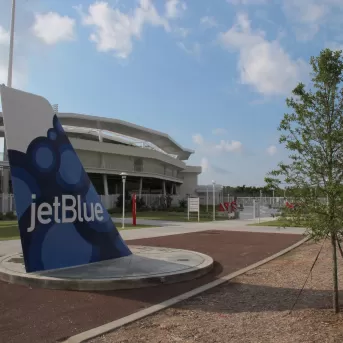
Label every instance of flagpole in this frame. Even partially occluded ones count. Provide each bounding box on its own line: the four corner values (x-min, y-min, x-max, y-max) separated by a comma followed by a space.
3, 0, 16, 202
7, 0, 16, 87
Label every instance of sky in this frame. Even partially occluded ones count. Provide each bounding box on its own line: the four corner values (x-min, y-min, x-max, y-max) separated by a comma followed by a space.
0, 0, 342, 187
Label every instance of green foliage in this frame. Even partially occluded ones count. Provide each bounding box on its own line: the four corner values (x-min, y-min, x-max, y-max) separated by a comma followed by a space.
265, 48, 343, 241
265, 48, 343, 312
4, 212, 17, 220
116, 191, 131, 210
222, 185, 284, 197
136, 197, 146, 210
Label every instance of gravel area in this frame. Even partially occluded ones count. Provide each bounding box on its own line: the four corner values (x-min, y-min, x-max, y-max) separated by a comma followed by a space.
92, 239, 343, 343
0, 230, 301, 343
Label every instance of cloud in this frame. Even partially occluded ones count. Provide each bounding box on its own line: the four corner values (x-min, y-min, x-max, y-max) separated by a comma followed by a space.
174, 27, 190, 37
266, 145, 277, 156
227, 0, 267, 4
282, 0, 343, 41
165, 0, 187, 19
32, 12, 76, 45
192, 133, 204, 145
211, 164, 231, 175
79, 0, 186, 58
193, 133, 243, 154
212, 128, 227, 136
215, 139, 242, 153
326, 41, 343, 52
218, 13, 307, 96
0, 27, 9, 45
200, 157, 209, 172
177, 41, 201, 58
200, 157, 231, 176
200, 16, 218, 29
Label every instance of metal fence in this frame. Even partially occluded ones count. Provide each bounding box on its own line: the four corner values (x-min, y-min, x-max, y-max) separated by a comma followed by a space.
0, 193, 329, 215
0, 194, 16, 214
0, 194, 186, 214
239, 200, 279, 221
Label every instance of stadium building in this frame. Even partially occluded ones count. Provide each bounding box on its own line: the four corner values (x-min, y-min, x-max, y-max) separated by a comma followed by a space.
0, 111, 202, 199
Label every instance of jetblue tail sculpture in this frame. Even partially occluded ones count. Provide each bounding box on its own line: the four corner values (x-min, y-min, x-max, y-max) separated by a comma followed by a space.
0, 86, 132, 273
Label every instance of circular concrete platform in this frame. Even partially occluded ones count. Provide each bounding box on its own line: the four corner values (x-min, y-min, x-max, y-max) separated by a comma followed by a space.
0, 245, 213, 291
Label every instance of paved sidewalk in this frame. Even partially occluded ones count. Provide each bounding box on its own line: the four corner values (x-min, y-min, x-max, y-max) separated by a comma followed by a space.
0, 219, 305, 256
111, 218, 182, 227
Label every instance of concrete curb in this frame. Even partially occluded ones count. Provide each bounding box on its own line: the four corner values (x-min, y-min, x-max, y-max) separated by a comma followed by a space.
64, 236, 309, 343
0, 247, 214, 291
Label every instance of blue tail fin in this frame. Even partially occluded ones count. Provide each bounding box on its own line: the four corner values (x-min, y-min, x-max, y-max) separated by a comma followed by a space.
0, 85, 132, 273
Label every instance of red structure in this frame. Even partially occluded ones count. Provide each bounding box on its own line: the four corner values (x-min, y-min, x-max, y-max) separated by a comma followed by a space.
132, 193, 137, 226
219, 201, 237, 213
285, 201, 294, 209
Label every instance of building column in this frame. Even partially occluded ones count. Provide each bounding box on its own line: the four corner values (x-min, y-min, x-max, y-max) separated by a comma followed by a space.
162, 180, 166, 195
139, 177, 143, 197
98, 121, 105, 169
103, 174, 108, 195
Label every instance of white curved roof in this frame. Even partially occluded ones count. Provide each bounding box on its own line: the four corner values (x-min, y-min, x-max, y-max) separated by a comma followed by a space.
0, 112, 194, 160
58, 113, 194, 160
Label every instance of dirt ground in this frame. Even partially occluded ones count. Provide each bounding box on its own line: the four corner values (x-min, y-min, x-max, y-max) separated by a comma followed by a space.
0, 230, 302, 343
93, 240, 343, 343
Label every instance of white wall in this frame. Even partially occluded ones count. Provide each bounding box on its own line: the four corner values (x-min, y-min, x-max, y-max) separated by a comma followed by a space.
70, 137, 186, 169
74, 146, 185, 184
178, 172, 199, 197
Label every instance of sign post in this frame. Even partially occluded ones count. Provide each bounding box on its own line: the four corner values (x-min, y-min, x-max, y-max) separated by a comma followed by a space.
132, 193, 137, 226
188, 197, 200, 222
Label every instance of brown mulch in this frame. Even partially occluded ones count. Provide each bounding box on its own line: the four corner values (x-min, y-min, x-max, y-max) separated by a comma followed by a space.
0, 230, 302, 343
93, 239, 343, 343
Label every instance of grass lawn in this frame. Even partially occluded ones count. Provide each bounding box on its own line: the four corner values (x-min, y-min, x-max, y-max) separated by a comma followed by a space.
248, 219, 307, 227
129, 211, 227, 222
0, 222, 160, 241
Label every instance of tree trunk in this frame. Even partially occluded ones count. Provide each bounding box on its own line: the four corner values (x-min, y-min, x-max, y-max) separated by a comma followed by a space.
331, 233, 340, 313
338, 238, 343, 259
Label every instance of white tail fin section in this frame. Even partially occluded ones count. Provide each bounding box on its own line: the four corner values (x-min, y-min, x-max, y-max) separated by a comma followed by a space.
0, 85, 132, 273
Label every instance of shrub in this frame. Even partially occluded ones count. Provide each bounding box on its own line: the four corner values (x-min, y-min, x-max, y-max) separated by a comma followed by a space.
116, 191, 130, 210
165, 195, 172, 209
136, 197, 145, 210
4, 212, 17, 220
179, 199, 187, 208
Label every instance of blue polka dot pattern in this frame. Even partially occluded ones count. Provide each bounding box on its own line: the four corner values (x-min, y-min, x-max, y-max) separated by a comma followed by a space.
48, 129, 57, 141
8, 114, 132, 273
35, 146, 53, 169
58, 148, 82, 185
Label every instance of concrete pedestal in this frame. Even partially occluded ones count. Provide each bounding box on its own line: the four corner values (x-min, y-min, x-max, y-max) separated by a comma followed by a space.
0, 246, 213, 291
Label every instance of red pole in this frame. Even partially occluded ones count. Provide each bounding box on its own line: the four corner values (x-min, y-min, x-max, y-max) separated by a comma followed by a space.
132, 193, 137, 226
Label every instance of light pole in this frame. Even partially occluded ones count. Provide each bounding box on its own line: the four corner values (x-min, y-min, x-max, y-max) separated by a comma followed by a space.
260, 189, 262, 203
206, 185, 208, 212
272, 189, 275, 205
120, 172, 127, 229
212, 180, 215, 221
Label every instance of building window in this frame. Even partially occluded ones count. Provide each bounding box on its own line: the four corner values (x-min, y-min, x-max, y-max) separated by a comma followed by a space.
134, 158, 143, 172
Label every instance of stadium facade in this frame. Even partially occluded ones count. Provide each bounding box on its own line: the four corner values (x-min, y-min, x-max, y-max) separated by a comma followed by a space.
0, 111, 202, 198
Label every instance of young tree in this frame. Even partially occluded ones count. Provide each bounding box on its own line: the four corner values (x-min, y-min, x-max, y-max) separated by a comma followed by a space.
265, 49, 343, 313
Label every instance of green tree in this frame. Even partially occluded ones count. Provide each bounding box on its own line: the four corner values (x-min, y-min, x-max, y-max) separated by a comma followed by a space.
265, 49, 343, 313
